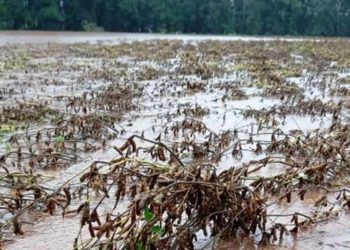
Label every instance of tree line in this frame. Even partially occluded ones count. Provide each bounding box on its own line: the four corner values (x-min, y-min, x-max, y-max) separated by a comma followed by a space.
0, 0, 349, 36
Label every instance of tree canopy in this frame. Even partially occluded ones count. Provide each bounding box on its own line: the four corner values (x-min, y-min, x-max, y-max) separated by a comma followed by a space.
0, 0, 349, 36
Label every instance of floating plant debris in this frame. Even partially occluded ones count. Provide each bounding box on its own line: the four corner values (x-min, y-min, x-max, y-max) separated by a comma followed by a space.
0, 37, 350, 250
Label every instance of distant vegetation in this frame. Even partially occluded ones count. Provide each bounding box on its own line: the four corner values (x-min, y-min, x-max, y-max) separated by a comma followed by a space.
0, 0, 349, 36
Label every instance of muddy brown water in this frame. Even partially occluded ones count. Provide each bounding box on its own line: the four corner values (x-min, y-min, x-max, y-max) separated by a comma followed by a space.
0, 31, 311, 45
1, 32, 350, 250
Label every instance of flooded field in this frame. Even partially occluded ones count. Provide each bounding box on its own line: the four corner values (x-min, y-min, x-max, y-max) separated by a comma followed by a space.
0, 32, 350, 249
0, 31, 309, 45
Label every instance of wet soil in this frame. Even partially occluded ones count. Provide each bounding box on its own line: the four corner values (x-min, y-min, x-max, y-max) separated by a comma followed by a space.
1, 32, 350, 249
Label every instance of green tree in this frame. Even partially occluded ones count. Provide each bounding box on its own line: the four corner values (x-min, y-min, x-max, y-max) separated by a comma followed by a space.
27, 0, 63, 30
0, 0, 349, 36
0, 0, 27, 29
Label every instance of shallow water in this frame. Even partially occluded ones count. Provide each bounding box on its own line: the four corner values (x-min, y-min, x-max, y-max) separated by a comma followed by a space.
0, 31, 310, 45
1, 32, 350, 250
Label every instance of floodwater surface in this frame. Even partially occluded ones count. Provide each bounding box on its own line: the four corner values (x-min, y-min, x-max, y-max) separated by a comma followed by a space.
1, 32, 350, 250
0, 31, 311, 45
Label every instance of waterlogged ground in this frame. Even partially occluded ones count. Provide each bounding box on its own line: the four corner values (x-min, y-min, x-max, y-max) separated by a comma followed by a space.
0, 32, 350, 249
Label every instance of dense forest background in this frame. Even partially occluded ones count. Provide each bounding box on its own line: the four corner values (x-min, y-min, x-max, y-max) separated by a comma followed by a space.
0, 0, 349, 36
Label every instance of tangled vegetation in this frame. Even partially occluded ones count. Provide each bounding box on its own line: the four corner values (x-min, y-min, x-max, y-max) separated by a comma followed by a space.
0, 38, 350, 249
